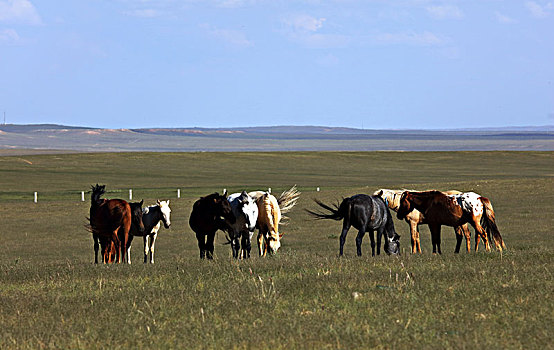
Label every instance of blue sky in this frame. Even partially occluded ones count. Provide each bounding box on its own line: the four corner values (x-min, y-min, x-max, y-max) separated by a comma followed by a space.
1, 0, 553, 129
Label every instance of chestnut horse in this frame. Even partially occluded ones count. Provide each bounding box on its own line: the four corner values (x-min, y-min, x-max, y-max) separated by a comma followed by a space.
189, 191, 235, 259
89, 184, 145, 263
374, 189, 472, 254
397, 190, 506, 254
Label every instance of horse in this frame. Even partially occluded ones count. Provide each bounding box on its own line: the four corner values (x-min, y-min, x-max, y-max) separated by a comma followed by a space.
397, 190, 506, 254
307, 194, 400, 257
248, 185, 300, 256
126, 200, 171, 264
89, 184, 145, 264
226, 191, 258, 259
189, 190, 235, 259
374, 189, 472, 254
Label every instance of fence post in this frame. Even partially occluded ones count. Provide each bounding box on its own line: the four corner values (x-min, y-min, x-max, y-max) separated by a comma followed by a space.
177, 189, 181, 198
81, 191, 85, 202
129, 189, 133, 200
34, 192, 37, 203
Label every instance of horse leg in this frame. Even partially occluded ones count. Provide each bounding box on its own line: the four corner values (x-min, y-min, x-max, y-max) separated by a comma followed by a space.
429, 224, 442, 254
241, 233, 251, 259
376, 228, 384, 256
409, 221, 418, 254
355, 228, 366, 257
93, 234, 99, 264
257, 230, 265, 257
339, 223, 351, 257
462, 224, 471, 252
143, 235, 149, 263
454, 226, 463, 254
149, 233, 157, 264
206, 231, 216, 260
126, 234, 134, 264
231, 238, 240, 259
471, 218, 490, 252
196, 232, 206, 259
474, 230, 481, 252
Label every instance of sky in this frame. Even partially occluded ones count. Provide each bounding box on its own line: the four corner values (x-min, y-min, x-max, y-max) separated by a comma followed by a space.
0, 0, 553, 129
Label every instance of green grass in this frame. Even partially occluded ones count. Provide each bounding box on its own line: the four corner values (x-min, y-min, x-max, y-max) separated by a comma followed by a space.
0, 151, 552, 349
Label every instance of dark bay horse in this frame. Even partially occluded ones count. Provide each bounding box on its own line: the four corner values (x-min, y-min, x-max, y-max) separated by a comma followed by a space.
397, 190, 506, 254
307, 194, 400, 257
189, 191, 236, 259
89, 184, 145, 263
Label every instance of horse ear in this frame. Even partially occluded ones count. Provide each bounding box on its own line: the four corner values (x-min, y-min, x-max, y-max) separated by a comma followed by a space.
376, 190, 383, 196
140, 199, 144, 206
223, 189, 228, 196
279, 233, 284, 238
157, 199, 161, 205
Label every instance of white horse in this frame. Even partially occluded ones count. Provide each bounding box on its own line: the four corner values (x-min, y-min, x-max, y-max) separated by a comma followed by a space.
127, 200, 171, 263
226, 191, 258, 259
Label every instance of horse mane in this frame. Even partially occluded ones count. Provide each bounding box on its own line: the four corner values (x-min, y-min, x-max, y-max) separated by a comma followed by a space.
90, 184, 106, 205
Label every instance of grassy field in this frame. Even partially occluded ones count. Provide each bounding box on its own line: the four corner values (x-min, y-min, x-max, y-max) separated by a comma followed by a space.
0, 151, 552, 349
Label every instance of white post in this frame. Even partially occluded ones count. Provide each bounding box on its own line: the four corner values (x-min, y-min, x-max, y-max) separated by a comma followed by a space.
81, 191, 85, 201
268, 187, 271, 194
316, 187, 320, 192
34, 192, 37, 203
129, 189, 133, 200
177, 189, 181, 198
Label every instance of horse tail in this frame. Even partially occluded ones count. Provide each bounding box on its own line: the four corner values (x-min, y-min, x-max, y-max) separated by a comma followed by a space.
277, 185, 301, 215
480, 197, 506, 250
306, 198, 349, 221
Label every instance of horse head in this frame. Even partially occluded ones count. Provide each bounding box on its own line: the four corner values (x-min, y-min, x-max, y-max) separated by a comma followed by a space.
157, 199, 171, 229
384, 232, 401, 255
397, 192, 413, 220
238, 191, 258, 231
131, 200, 145, 233
216, 191, 235, 224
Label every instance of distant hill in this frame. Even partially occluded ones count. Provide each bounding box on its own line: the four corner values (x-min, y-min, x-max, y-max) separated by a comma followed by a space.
0, 124, 552, 154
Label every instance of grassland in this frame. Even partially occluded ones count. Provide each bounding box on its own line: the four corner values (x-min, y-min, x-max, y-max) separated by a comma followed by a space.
0, 151, 552, 349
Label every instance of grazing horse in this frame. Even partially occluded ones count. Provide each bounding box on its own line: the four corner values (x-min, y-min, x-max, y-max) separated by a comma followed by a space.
397, 190, 506, 254
189, 191, 235, 259
89, 184, 145, 264
226, 191, 258, 259
374, 189, 472, 254
308, 194, 400, 256
249, 186, 300, 256
127, 200, 172, 264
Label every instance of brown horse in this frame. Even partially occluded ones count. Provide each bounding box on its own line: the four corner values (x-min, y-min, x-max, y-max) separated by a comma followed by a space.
89, 184, 145, 263
374, 189, 472, 254
397, 190, 505, 254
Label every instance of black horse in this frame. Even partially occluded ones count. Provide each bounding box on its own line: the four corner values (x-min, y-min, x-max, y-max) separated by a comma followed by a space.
307, 194, 400, 257
189, 191, 236, 259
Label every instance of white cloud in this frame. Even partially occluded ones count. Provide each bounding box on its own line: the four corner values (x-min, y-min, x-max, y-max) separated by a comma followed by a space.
123, 8, 163, 18
374, 31, 447, 46
284, 14, 326, 33
281, 14, 349, 48
525, 1, 553, 18
202, 24, 253, 48
495, 11, 516, 24
0, 0, 41, 25
0, 28, 19, 43
426, 5, 464, 20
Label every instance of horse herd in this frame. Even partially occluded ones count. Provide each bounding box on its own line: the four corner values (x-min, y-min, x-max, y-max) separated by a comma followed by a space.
87, 184, 505, 264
